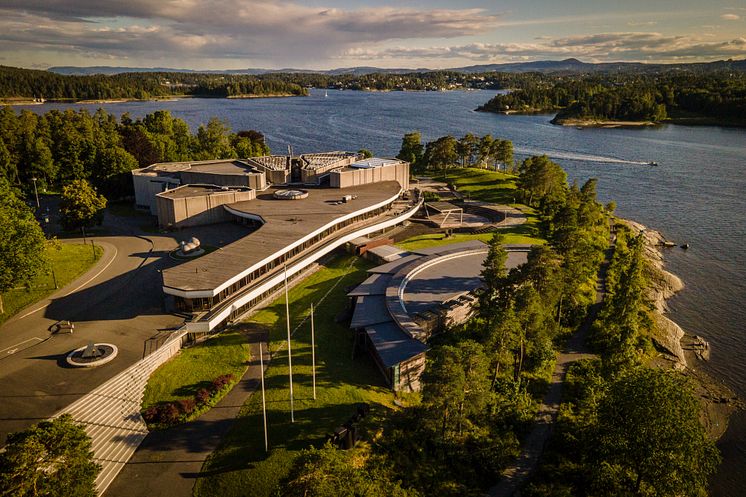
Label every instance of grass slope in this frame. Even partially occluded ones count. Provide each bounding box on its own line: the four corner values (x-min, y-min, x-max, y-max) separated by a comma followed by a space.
141, 330, 251, 408
403, 168, 545, 249
0, 243, 102, 325
435, 167, 520, 205
194, 254, 395, 497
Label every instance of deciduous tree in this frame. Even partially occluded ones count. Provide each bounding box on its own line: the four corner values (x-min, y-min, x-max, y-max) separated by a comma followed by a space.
0, 414, 100, 497
592, 368, 720, 496
59, 179, 107, 232
0, 178, 47, 313
397, 131, 424, 170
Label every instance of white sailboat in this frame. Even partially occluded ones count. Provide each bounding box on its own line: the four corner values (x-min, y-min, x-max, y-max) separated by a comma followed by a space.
324, 90, 328, 98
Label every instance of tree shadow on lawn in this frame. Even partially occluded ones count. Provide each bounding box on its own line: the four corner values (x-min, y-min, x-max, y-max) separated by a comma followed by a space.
171, 381, 214, 397
206, 400, 394, 473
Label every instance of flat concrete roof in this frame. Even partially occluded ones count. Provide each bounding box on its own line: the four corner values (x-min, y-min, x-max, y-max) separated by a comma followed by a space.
139, 159, 257, 176
162, 181, 402, 293
157, 185, 252, 199
350, 158, 400, 169
186, 161, 258, 175
403, 249, 528, 316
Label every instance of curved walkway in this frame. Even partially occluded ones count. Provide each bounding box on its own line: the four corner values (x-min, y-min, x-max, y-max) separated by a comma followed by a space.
486, 244, 613, 497
104, 328, 269, 497
56, 328, 188, 494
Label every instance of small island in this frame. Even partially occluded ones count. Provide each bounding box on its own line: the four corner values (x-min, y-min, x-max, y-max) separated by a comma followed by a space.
476, 71, 746, 128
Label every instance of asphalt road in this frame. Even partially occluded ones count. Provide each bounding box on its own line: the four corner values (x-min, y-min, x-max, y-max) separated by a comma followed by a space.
0, 231, 186, 443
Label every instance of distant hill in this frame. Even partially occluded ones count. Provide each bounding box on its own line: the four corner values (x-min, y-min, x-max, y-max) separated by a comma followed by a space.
47, 66, 268, 76
47, 65, 427, 76
449, 58, 746, 74
48, 58, 746, 76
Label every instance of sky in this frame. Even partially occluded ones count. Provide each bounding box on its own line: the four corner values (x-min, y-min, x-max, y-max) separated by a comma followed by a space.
0, 0, 744, 70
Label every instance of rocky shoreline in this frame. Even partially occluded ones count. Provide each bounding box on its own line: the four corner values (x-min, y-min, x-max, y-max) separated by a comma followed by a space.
551, 117, 658, 128
622, 219, 740, 439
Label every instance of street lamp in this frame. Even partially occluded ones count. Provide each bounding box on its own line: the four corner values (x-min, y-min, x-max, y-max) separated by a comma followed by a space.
30, 177, 40, 209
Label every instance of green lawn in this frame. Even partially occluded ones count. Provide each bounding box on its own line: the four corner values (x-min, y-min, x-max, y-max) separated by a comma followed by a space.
403, 168, 546, 249
141, 329, 251, 408
194, 254, 396, 497
0, 243, 102, 325
434, 167, 521, 205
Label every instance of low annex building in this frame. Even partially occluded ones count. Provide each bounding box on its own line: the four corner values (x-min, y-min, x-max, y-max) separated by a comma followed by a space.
132, 151, 420, 333
347, 241, 530, 391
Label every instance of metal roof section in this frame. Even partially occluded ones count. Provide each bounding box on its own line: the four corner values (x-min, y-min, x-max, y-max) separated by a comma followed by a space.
408, 239, 487, 256
350, 295, 393, 328
364, 322, 428, 368
349, 157, 400, 169
347, 273, 391, 297
365, 245, 410, 262
365, 254, 423, 274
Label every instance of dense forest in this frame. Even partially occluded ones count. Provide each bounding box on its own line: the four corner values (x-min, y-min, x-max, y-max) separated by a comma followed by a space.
0, 66, 307, 101
280, 136, 719, 496
477, 72, 746, 125
0, 107, 268, 199
0, 65, 519, 99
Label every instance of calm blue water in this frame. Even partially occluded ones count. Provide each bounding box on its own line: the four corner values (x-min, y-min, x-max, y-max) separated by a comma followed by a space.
17, 90, 746, 495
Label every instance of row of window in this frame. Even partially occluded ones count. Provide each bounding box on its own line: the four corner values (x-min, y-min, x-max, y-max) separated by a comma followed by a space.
174, 200, 395, 314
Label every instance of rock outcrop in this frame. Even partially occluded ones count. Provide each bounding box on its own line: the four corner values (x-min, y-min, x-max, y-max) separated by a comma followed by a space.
620, 218, 739, 439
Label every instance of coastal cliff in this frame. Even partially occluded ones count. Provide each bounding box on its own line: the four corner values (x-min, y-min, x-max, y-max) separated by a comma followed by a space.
622, 219, 739, 439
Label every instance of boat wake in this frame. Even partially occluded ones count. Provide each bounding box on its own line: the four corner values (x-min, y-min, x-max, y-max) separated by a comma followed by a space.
516, 147, 648, 166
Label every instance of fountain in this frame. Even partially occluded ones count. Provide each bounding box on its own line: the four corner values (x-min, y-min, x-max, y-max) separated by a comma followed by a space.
66, 342, 118, 367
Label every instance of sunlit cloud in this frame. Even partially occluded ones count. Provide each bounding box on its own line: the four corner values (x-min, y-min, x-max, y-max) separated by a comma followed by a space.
341, 33, 746, 63
0, 1, 503, 66
0, 1, 743, 68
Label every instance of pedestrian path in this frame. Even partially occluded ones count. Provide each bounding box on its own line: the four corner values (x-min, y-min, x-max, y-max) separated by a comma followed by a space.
55, 328, 188, 495
486, 244, 614, 497
104, 326, 270, 497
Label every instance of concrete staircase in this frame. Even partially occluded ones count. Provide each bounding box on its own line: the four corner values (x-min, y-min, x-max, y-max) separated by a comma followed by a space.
55, 328, 188, 495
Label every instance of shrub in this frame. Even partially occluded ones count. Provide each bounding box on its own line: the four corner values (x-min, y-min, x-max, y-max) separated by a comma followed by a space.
195, 388, 212, 405
178, 398, 196, 416
210, 373, 235, 392
142, 406, 159, 424
158, 403, 180, 424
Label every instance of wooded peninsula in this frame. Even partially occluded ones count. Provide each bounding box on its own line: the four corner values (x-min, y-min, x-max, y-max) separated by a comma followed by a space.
476, 72, 746, 127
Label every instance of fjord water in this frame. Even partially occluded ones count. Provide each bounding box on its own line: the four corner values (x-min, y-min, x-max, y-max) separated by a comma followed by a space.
20, 90, 746, 494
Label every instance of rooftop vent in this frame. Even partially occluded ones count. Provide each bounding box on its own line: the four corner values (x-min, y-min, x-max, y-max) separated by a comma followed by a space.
273, 189, 309, 200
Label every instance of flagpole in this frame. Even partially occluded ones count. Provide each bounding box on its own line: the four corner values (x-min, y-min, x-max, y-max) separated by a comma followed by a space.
311, 302, 316, 401
260, 342, 268, 452
285, 264, 295, 423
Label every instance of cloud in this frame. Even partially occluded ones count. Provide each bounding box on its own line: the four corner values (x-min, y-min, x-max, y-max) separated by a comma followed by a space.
0, 1, 503, 66
627, 21, 658, 27
342, 32, 746, 63
0, 1, 742, 68
720, 13, 740, 20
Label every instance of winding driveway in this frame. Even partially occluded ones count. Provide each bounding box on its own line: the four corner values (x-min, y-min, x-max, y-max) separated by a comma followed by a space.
0, 215, 185, 445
